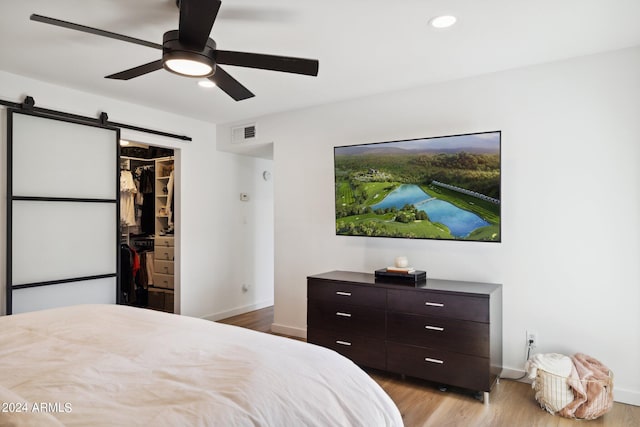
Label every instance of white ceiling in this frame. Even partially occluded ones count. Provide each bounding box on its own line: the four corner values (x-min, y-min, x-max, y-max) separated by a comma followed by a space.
1, 0, 640, 125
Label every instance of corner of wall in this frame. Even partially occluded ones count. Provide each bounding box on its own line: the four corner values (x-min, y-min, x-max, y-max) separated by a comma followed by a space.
271, 323, 307, 339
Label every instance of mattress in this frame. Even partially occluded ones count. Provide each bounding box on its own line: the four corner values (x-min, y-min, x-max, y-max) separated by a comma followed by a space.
0, 304, 403, 426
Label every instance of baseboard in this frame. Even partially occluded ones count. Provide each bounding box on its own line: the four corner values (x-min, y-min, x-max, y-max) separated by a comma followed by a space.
202, 299, 273, 322
271, 323, 307, 339
499, 367, 532, 384
614, 388, 640, 407
499, 368, 640, 407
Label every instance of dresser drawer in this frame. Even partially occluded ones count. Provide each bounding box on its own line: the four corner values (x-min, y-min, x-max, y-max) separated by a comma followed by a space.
155, 236, 174, 247
308, 328, 386, 370
388, 289, 489, 322
153, 273, 174, 289
307, 301, 385, 339
148, 288, 174, 312
148, 289, 165, 311
154, 260, 174, 275
308, 280, 386, 309
387, 342, 491, 392
155, 247, 174, 261
387, 312, 489, 357
164, 291, 174, 312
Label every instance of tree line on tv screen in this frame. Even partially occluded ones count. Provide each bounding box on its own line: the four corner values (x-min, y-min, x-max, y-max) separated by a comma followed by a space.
335, 151, 500, 218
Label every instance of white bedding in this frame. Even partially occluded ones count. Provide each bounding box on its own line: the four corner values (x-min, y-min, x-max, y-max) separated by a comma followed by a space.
0, 304, 403, 426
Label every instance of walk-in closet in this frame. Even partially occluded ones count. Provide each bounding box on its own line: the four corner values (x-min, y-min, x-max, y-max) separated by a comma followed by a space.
120, 141, 176, 313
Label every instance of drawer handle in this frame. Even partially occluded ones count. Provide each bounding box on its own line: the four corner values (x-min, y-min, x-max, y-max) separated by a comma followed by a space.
336, 340, 352, 346
336, 291, 352, 297
336, 312, 352, 318
425, 357, 444, 364
425, 302, 444, 307
425, 325, 444, 332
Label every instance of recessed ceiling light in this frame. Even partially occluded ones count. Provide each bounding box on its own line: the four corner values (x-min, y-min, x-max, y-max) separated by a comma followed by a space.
198, 80, 216, 88
429, 15, 457, 29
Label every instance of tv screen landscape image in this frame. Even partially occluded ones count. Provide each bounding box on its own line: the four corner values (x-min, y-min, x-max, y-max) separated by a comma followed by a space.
334, 131, 501, 242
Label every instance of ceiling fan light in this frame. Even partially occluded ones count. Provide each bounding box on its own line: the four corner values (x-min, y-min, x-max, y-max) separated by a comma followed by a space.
429, 15, 457, 29
164, 58, 213, 77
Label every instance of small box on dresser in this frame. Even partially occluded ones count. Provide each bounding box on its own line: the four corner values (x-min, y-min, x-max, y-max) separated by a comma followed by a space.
307, 270, 502, 402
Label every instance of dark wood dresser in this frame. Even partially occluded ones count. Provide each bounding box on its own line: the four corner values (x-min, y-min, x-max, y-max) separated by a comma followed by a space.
307, 270, 502, 403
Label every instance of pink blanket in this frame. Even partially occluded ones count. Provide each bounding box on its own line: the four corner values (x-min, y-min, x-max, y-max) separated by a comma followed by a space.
559, 353, 614, 419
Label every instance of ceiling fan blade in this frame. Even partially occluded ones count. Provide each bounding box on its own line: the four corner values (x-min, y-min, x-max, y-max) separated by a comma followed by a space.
215, 50, 319, 76
105, 60, 164, 80
209, 66, 254, 101
178, 0, 221, 50
30, 14, 162, 50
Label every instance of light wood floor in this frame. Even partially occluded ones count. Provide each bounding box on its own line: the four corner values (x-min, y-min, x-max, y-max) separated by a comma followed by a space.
218, 307, 640, 427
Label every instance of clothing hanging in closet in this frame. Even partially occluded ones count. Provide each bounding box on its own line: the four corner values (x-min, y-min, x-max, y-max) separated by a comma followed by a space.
132, 165, 155, 235
167, 170, 174, 228
130, 238, 155, 286
145, 251, 155, 286
141, 167, 155, 235
120, 244, 136, 304
120, 170, 137, 226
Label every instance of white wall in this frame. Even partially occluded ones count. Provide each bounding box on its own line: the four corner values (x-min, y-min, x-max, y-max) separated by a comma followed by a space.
0, 70, 273, 319
218, 46, 640, 405
201, 153, 275, 321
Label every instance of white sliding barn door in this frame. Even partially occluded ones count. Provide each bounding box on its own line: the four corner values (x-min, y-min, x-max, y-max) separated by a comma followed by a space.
7, 110, 119, 314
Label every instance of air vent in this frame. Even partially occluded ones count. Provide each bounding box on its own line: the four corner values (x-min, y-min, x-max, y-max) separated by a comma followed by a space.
231, 123, 256, 144
244, 125, 256, 139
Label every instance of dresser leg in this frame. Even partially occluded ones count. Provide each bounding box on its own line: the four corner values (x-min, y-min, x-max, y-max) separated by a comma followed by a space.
483, 391, 489, 405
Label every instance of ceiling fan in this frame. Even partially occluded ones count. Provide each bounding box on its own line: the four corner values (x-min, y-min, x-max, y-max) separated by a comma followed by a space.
30, 0, 319, 101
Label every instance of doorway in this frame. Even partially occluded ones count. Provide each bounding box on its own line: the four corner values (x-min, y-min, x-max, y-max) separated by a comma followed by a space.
120, 140, 178, 313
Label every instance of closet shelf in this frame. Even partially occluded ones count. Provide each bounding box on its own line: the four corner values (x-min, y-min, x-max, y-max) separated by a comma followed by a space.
152, 156, 175, 313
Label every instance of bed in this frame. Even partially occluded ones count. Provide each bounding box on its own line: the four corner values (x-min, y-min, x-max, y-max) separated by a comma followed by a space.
0, 304, 403, 426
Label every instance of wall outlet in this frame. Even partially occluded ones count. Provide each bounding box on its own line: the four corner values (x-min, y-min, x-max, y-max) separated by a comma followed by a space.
527, 330, 538, 349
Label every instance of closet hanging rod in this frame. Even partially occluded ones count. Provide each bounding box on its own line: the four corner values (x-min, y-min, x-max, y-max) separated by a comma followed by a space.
0, 96, 192, 142
121, 155, 156, 162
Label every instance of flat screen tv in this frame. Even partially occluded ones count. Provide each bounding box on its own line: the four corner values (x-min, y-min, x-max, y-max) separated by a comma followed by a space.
334, 131, 501, 242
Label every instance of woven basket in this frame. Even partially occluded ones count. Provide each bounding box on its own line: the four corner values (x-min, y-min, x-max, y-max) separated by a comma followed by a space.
534, 369, 614, 420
